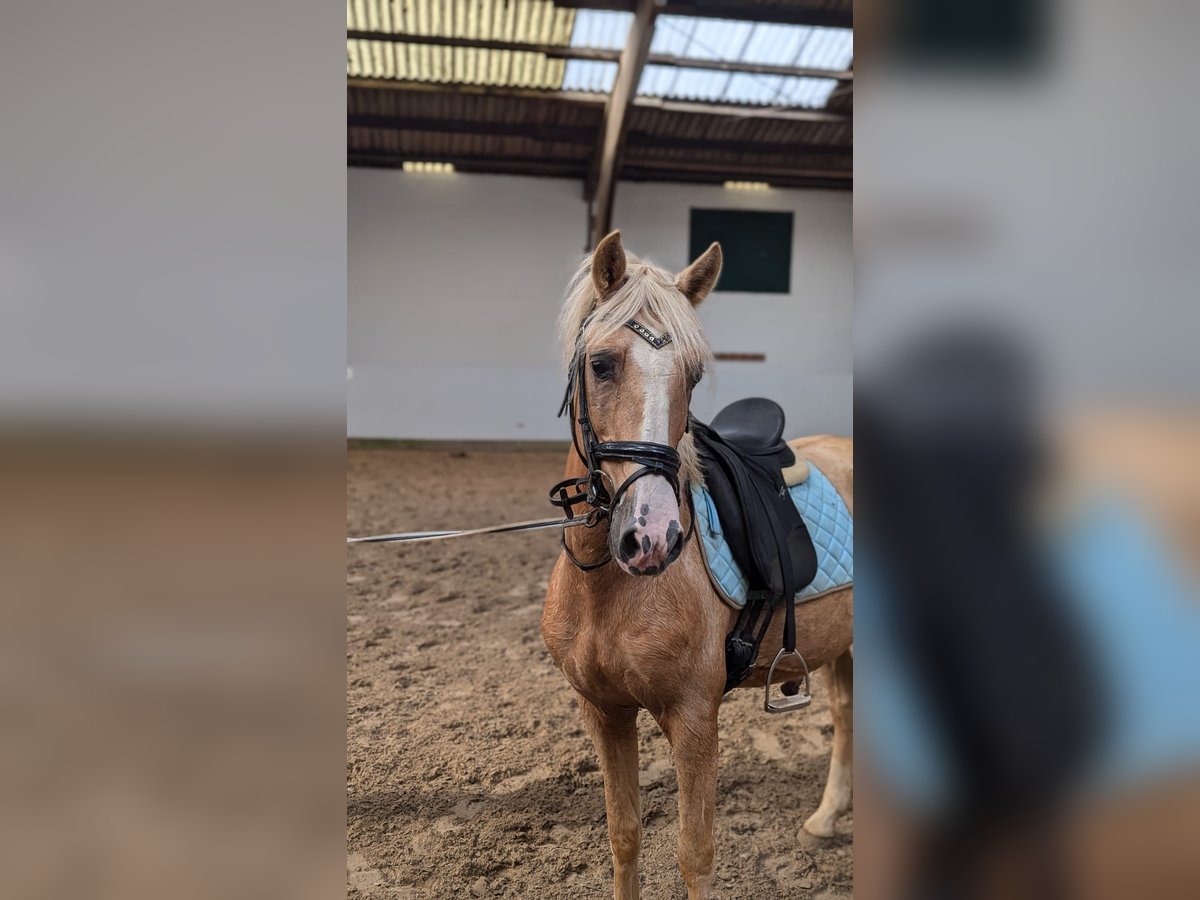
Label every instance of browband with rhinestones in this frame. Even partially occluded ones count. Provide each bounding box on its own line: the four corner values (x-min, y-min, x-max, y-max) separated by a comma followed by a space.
625, 319, 672, 350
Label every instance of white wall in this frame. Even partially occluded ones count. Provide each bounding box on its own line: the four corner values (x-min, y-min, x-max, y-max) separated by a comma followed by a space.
348, 169, 851, 439
613, 183, 852, 436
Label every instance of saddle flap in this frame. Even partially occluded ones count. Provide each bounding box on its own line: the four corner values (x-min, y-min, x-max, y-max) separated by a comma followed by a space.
693, 413, 818, 604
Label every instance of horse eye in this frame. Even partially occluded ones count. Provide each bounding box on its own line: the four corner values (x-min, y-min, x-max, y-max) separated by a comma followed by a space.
590, 356, 615, 381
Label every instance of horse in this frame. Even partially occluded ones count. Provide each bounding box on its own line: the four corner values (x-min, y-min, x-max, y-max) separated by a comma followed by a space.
541, 230, 854, 900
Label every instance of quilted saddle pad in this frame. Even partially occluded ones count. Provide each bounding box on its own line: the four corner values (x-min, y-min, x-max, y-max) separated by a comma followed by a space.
692, 460, 853, 610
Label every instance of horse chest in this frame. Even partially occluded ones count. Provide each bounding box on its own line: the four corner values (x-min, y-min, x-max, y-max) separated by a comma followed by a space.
553, 606, 702, 707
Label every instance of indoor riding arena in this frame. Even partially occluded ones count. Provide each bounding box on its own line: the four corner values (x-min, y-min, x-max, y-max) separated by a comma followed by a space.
346, 2, 853, 897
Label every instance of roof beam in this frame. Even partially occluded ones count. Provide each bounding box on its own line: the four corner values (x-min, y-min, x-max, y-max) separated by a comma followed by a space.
348, 153, 587, 178
348, 78, 605, 104
619, 155, 851, 180
347, 31, 613, 61
552, 0, 852, 29
634, 95, 849, 123
347, 31, 852, 80
347, 113, 852, 157
620, 167, 851, 190
588, 0, 659, 247
646, 51, 851, 81
348, 114, 598, 144
349, 151, 850, 189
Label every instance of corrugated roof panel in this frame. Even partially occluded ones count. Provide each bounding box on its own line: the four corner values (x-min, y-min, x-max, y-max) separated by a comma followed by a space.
642, 15, 853, 72
793, 27, 854, 69
636, 64, 678, 98
642, 66, 733, 102
562, 59, 617, 93
347, 1, 575, 41
722, 72, 784, 105
569, 10, 633, 50
637, 67, 839, 108
648, 16, 694, 56
625, 103, 850, 147
629, 15, 852, 106
687, 19, 753, 60
348, 2, 850, 109
352, 39, 568, 88
774, 76, 840, 108
348, 1, 583, 88
741, 23, 805, 65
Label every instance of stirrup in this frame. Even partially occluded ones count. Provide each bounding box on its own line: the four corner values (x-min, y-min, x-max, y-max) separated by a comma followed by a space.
764, 648, 811, 713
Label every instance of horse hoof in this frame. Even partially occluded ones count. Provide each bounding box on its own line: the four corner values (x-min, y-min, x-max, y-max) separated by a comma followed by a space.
781, 680, 801, 696
803, 812, 836, 839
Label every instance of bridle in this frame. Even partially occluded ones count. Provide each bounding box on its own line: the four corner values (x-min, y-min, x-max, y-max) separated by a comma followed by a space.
549, 317, 695, 571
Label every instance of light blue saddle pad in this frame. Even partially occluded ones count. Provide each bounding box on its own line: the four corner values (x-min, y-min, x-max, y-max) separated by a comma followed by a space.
692, 461, 854, 610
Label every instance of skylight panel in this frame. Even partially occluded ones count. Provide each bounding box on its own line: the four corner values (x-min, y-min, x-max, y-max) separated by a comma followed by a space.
569, 9, 633, 50
637, 65, 680, 98
644, 17, 854, 71
643, 67, 732, 102
652, 16, 756, 60
687, 19, 751, 60
794, 27, 854, 70
562, 59, 618, 93
648, 15, 694, 56
722, 73, 784, 105
775, 76, 840, 109
742, 23, 804, 65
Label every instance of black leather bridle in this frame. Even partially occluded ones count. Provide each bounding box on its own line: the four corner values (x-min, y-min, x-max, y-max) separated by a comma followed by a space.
549, 317, 694, 571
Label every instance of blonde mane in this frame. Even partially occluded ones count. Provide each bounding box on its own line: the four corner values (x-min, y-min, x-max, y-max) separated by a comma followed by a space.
557, 254, 710, 486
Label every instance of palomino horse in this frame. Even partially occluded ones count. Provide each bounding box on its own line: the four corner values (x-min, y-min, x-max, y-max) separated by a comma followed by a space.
542, 231, 854, 899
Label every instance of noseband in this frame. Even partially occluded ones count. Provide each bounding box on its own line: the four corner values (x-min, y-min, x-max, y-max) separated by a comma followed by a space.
549, 318, 693, 571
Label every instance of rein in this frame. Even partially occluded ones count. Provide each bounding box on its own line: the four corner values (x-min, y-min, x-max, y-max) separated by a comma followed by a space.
347, 516, 592, 546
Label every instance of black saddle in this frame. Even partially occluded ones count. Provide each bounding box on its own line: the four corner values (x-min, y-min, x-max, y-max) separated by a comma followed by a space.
708, 397, 790, 460
692, 398, 818, 692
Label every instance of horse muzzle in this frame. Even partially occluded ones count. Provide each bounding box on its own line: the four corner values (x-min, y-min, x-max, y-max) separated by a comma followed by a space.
610, 475, 684, 576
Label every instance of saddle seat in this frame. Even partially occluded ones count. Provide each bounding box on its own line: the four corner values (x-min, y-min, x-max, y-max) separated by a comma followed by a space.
708, 398, 810, 485
709, 397, 788, 458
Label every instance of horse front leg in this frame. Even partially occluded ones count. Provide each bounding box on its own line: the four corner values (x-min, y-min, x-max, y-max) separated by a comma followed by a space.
660, 700, 720, 900
579, 698, 642, 900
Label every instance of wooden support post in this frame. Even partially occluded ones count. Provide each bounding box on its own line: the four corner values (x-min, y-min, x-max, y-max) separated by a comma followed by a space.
587, 0, 659, 249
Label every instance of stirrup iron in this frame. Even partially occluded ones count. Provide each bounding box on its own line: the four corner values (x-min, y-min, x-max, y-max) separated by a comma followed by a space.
764, 648, 811, 713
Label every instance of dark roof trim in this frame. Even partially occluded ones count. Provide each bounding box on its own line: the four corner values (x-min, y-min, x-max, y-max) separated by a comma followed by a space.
348, 113, 852, 159
552, 0, 852, 29
347, 78, 851, 123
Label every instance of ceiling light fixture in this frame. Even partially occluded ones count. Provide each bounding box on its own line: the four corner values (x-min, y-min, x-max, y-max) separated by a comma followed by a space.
402, 161, 455, 174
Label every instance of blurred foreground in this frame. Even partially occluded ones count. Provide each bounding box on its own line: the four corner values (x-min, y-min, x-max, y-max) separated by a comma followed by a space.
0, 0, 346, 895
856, 0, 1200, 897
0, 435, 345, 900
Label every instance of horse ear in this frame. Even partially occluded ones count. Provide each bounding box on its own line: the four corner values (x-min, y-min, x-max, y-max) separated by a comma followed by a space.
677, 242, 722, 306
591, 230, 627, 300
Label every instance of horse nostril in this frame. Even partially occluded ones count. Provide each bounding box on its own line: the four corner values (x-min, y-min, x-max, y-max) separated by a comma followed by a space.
618, 528, 641, 562
664, 519, 682, 559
